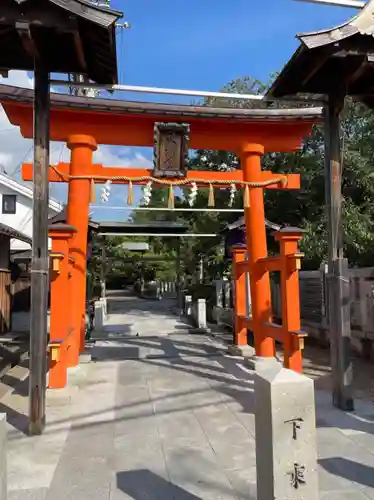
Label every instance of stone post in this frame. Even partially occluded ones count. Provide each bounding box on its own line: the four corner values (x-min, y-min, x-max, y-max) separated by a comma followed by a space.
189, 298, 211, 334
94, 300, 105, 331
214, 280, 223, 324
197, 299, 207, 329
0, 414, 6, 500
255, 365, 318, 500
223, 279, 231, 309
215, 280, 223, 308
185, 295, 192, 317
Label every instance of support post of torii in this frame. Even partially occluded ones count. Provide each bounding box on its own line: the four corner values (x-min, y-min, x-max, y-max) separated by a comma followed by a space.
324, 94, 354, 411
29, 62, 50, 436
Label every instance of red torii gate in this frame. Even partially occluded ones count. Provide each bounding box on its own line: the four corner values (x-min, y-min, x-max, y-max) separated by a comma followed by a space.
0, 85, 322, 387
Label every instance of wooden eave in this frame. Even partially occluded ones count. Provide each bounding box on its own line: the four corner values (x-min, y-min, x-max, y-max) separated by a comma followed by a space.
267, 0, 374, 107
0, 222, 32, 244
0, 0, 122, 84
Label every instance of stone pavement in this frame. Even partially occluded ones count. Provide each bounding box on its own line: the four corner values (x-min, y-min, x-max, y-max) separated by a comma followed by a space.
2, 294, 374, 499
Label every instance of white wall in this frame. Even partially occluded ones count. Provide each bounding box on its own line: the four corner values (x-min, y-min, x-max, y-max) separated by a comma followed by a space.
0, 183, 61, 251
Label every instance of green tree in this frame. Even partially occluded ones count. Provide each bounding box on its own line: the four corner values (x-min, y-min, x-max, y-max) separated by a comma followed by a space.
129, 77, 374, 279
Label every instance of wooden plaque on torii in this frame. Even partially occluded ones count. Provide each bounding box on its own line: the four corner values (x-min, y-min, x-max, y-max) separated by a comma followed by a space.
153, 122, 190, 178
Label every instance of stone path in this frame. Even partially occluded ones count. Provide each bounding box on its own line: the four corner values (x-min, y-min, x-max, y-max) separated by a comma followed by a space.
3, 294, 374, 498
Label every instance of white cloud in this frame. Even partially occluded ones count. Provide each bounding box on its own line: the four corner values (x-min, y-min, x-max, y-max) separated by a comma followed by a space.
0, 70, 34, 89
0, 71, 152, 198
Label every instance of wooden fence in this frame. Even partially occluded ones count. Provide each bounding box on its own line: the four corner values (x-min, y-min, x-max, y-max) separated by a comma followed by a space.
214, 266, 374, 354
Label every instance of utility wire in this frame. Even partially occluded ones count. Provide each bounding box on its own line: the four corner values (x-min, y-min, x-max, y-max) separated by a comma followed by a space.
10, 146, 33, 178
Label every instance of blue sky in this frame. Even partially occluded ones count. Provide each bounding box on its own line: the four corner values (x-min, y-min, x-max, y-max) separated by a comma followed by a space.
112, 0, 354, 90
1, 0, 358, 221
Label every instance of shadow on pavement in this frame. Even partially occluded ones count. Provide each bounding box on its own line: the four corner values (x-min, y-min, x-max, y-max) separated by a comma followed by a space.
319, 457, 374, 489
116, 469, 202, 499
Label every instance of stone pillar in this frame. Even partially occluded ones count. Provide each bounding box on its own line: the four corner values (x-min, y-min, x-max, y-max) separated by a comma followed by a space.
215, 280, 223, 308
185, 295, 192, 317
191, 298, 209, 333
223, 279, 231, 309
214, 279, 224, 324
255, 365, 318, 500
199, 298, 207, 328
0, 414, 6, 500
67, 134, 97, 365
48, 223, 76, 388
241, 143, 275, 358
94, 300, 105, 331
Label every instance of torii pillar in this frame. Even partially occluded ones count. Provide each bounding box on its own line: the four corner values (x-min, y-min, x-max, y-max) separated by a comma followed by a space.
48, 223, 77, 388
241, 143, 275, 359
228, 244, 253, 357
66, 134, 97, 365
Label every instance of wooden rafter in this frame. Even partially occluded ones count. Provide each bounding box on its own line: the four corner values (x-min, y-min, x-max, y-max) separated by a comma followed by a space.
347, 55, 371, 89
71, 30, 87, 73
15, 21, 40, 60
301, 49, 333, 87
